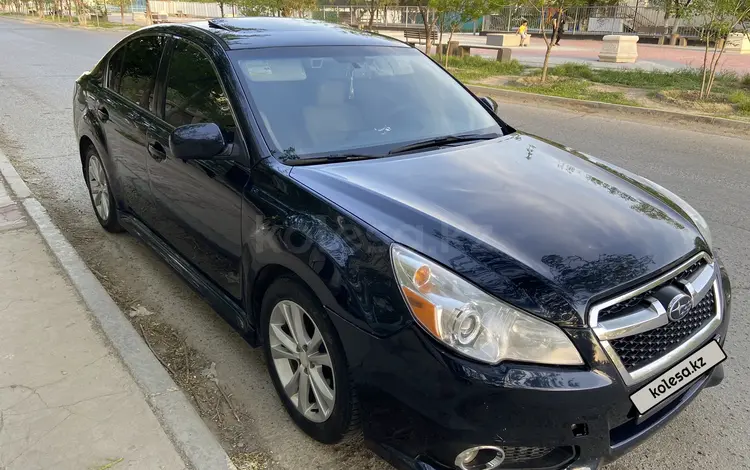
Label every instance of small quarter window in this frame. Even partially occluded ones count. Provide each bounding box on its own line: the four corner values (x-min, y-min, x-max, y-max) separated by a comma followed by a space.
107, 47, 125, 90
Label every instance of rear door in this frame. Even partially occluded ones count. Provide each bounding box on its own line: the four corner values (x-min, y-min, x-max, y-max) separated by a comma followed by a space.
100, 35, 165, 222
145, 37, 249, 301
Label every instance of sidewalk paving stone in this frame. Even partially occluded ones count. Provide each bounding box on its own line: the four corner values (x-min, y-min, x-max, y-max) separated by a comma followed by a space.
0, 178, 187, 470
381, 32, 750, 74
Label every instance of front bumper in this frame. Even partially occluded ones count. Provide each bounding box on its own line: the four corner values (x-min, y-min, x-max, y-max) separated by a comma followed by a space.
329, 263, 731, 470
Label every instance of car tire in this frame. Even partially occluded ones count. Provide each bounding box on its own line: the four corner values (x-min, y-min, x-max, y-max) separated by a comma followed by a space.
83, 146, 123, 233
261, 276, 360, 444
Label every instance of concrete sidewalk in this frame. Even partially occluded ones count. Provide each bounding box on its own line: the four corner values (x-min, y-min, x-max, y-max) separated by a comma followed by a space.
380, 31, 750, 73
0, 178, 186, 469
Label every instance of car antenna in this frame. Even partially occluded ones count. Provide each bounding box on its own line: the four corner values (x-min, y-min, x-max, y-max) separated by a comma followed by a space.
207, 19, 231, 31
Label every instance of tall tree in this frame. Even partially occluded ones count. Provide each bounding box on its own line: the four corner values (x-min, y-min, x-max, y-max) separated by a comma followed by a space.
526, 0, 586, 82
365, 0, 378, 28
238, 0, 314, 17
694, 0, 750, 98
651, 0, 698, 34
432, 0, 506, 65
413, 0, 439, 54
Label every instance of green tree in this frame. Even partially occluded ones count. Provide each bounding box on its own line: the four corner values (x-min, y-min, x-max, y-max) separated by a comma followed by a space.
363, 0, 396, 29
413, 0, 440, 54
693, 0, 750, 98
239, 0, 314, 17
650, 0, 699, 35
432, 0, 506, 65
525, 0, 587, 82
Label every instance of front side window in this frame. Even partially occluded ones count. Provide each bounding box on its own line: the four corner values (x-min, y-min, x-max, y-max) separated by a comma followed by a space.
230, 46, 503, 161
163, 41, 235, 137
110, 36, 163, 109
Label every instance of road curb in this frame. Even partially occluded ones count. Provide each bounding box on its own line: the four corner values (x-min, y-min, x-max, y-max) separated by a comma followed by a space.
468, 84, 750, 135
0, 150, 236, 470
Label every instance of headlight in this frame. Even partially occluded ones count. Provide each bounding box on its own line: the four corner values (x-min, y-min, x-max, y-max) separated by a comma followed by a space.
391, 245, 584, 366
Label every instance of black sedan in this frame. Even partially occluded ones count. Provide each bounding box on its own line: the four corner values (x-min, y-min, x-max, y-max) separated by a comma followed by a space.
74, 18, 731, 470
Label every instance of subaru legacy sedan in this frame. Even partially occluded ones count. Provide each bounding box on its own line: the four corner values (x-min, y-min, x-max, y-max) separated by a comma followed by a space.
73, 18, 731, 470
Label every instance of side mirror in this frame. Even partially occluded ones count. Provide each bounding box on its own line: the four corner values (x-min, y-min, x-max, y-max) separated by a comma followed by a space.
479, 96, 498, 113
169, 123, 226, 160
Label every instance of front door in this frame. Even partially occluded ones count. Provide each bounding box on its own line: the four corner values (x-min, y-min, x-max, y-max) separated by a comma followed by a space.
146, 38, 249, 301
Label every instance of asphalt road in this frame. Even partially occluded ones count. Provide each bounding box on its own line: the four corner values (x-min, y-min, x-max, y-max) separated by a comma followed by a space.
1, 17, 749, 470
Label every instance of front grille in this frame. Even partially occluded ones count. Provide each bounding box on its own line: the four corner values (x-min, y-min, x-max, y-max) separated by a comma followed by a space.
610, 289, 716, 371
598, 259, 707, 321
502, 446, 552, 463
494, 446, 576, 469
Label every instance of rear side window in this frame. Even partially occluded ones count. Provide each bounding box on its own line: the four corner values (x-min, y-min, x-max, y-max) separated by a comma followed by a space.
107, 36, 163, 109
163, 41, 235, 135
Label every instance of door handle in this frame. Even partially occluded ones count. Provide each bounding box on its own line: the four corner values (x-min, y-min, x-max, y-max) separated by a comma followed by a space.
96, 105, 109, 122
148, 142, 167, 162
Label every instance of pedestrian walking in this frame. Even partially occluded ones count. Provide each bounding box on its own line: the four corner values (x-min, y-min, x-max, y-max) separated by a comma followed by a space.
552, 8, 567, 46
517, 19, 530, 46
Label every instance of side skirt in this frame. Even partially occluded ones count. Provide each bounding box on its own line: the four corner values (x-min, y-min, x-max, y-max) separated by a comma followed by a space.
119, 213, 259, 346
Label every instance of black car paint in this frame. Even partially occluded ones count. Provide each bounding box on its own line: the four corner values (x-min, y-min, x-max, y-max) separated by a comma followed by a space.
344, 265, 730, 470
290, 133, 707, 328
73, 19, 728, 470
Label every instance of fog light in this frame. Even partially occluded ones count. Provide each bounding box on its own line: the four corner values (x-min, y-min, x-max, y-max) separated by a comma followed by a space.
454, 446, 505, 470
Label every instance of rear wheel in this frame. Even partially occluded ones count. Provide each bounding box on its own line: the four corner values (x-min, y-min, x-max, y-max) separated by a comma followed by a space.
261, 277, 360, 444
84, 146, 123, 233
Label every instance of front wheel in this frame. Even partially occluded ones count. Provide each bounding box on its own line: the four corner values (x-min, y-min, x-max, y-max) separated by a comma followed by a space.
84, 147, 123, 233
261, 277, 360, 444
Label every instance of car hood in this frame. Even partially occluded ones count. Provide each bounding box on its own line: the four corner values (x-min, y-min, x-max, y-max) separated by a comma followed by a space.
290, 133, 705, 327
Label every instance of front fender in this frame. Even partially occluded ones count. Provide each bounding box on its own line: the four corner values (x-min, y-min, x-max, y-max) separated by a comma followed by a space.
242, 160, 410, 338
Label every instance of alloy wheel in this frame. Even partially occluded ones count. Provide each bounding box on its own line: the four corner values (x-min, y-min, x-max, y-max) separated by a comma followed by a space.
87, 155, 110, 221
269, 300, 336, 423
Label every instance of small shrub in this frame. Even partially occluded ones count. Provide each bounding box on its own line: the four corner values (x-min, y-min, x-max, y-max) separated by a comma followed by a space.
741, 74, 750, 89
728, 90, 750, 115
550, 63, 595, 80
510, 78, 637, 106
438, 55, 524, 82
592, 68, 705, 90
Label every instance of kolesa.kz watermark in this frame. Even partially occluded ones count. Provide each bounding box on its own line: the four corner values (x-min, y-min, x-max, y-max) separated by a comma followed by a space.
630, 340, 726, 415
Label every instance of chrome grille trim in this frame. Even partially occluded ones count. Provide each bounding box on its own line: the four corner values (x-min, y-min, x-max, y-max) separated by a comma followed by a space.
589, 253, 722, 386
594, 297, 668, 341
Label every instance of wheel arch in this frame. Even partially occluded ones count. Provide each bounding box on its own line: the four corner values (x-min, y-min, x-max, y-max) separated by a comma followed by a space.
247, 262, 341, 345
79, 135, 95, 167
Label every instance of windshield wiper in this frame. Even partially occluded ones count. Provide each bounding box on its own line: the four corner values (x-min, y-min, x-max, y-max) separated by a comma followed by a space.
387, 133, 501, 156
284, 154, 383, 166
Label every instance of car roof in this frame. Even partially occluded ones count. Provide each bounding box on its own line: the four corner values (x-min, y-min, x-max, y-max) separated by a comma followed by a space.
161, 18, 410, 50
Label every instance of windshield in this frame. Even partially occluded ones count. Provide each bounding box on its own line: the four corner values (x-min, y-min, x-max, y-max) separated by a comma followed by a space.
230, 46, 503, 162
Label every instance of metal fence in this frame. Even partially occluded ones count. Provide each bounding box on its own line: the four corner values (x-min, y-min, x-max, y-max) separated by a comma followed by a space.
310, 5, 430, 27
482, 5, 703, 38
147, 0, 240, 17
1, 1, 105, 17
308, 6, 485, 32
1, 2, 708, 37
